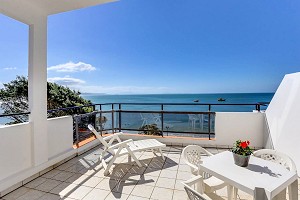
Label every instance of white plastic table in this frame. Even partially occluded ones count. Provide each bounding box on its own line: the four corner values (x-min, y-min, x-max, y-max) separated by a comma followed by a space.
200, 151, 298, 200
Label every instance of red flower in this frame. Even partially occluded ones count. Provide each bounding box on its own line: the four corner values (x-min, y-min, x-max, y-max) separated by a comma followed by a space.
240, 141, 248, 148
247, 141, 250, 145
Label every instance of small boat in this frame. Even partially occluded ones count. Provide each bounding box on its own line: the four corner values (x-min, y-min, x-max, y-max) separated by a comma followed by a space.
193, 99, 199, 102
218, 98, 226, 102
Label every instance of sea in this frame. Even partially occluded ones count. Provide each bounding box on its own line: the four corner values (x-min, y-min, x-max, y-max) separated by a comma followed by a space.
81, 93, 274, 112
0, 93, 274, 126
80, 93, 274, 136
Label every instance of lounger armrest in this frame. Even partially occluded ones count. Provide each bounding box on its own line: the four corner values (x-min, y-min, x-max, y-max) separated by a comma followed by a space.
103, 132, 124, 141
108, 139, 133, 150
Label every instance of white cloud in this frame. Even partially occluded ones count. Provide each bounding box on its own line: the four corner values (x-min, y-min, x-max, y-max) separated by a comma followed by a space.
3, 67, 17, 70
47, 61, 96, 72
47, 76, 85, 85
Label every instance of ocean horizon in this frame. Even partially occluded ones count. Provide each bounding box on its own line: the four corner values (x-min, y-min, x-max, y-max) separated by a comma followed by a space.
81, 92, 274, 112
0, 93, 274, 125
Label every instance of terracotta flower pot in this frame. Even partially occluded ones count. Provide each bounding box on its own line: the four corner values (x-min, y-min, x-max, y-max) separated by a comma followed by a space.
233, 153, 250, 167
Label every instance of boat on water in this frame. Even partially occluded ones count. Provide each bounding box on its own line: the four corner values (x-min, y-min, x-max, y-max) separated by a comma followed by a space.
193, 99, 199, 102
218, 98, 226, 102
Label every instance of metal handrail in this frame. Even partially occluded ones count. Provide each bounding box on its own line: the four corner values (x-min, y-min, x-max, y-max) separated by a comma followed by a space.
47, 102, 270, 113
0, 102, 270, 117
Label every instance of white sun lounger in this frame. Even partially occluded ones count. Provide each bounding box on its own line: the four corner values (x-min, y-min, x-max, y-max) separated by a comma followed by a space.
88, 124, 166, 175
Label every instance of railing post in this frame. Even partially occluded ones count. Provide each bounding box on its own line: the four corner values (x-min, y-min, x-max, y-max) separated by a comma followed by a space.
208, 113, 211, 140
94, 111, 97, 132
118, 104, 122, 132
112, 110, 115, 133
161, 104, 164, 137
111, 104, 114, 133
257, 104, 261, 112
75, 116, 80, 147
100, 111, 103, 136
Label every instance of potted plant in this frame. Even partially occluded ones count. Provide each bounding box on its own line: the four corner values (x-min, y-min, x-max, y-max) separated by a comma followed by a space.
232, 140, 253, 167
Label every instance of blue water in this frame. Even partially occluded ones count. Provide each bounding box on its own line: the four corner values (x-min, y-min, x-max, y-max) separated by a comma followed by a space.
78, 93, 274, 136
81, 93, 274, 112
0, 93, 274, 126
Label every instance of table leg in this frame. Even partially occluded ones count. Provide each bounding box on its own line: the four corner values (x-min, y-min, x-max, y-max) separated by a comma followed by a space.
289, 179, 298, 200
227, 185, 233, 200
254, 187, 268, 200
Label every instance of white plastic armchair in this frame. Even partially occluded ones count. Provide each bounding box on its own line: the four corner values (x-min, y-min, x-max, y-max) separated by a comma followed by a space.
182, 145, 212, 176
253, 149, 297, 172
88, 124, 166, 175
253, 149, 297, 200
182, 145, 237, 199
182, 175, 225, 200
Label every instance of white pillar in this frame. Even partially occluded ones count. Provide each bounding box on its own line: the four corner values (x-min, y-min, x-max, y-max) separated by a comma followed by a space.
28, 16, 48, 166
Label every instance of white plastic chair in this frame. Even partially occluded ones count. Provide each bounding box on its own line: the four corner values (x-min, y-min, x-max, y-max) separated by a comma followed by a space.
182, 145, 237, 199
188, 114, 200, 129
253, 149, 297, 200
88, 124, 166, 175
182, 175, 225, 200
140, 113, 161, 127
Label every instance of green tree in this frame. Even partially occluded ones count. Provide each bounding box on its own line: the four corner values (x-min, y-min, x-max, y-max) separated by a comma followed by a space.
0, 76, 92, 124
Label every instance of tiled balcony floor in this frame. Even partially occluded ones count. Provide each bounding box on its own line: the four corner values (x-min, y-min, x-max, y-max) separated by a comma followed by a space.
2, 145, 300, 200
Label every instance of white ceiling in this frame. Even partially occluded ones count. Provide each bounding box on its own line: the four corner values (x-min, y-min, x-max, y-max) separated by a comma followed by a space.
0, 0, 115, 24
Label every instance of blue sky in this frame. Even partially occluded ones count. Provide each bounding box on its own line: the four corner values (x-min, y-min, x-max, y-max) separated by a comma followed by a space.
0, 0, 300, 94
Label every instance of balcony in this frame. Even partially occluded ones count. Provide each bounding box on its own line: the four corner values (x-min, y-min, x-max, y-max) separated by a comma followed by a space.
2, 143, 298, 200
0, 0, 300, 199
0, 102, 298, 199
1, 72, 300, 198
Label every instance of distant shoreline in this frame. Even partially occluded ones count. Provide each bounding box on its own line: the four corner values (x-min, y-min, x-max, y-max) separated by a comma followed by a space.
81, 92, 275, 96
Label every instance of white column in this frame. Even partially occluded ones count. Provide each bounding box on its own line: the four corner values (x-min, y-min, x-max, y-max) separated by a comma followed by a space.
28, 15, 48, 166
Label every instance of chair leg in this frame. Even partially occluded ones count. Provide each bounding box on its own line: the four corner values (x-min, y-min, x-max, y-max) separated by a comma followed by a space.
152, 149, 158, 157
159, 148, 165, 160
104, 148, 122, 176
99, 152, 108, 171
128, 154, 132, 163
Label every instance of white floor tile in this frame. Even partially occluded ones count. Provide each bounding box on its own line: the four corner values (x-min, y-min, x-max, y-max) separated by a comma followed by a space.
104, 192, 129, 200
24, 177, 47, 189
15, 189, 46, 200
35, 179, 63, 192
155, 177, 175, 189
82, 188, 110, 200
151, 187, 173, 200
159, 170, 177, 179
2, 187, 31, 200
131, 185, 154, 198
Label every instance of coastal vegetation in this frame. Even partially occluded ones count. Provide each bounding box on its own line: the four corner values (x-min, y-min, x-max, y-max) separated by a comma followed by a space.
139, 124, 162, 136
0, 76, 91, 124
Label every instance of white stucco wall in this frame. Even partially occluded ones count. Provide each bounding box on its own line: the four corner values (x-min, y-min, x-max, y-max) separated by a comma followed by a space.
215, 112, 265, 148
0, 123, 31, 180
47, 116, 73, 159
266, 72, 300, 172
